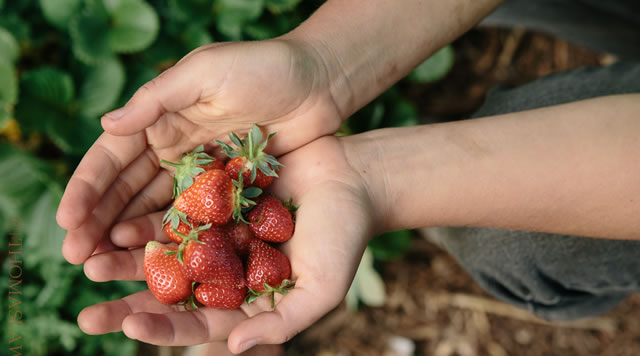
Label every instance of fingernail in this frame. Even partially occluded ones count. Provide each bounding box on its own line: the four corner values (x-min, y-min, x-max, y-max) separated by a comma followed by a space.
237, 339, 257, 353
105, 106, 128, 120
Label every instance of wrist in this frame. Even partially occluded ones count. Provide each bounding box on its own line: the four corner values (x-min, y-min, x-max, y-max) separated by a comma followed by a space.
280, 28, 355, 120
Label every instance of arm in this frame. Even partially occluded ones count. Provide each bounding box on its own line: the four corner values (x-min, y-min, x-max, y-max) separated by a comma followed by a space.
347, 94, 640, 239
286, 0, 503, 117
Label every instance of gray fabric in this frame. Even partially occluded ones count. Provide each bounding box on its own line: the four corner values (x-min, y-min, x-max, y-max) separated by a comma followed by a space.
483, 0, 640, 59
436, 61, 640, 321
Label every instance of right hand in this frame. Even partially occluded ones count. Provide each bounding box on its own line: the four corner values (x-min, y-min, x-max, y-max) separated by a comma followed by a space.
57, 38, 344, 264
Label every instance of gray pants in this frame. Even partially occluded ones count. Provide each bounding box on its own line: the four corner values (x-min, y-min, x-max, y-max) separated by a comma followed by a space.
437, 0, 640, 321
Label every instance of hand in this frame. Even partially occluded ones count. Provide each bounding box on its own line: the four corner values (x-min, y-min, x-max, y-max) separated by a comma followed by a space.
76, 136, 380, 353
56, 38, 344, 264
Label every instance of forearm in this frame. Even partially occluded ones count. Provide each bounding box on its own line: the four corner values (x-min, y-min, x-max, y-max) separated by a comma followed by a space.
283, 0, 502, 118
345, 94, 640, 239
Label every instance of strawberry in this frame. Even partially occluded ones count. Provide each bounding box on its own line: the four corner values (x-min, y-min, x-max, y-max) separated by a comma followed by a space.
178, 225, 245, 286
168, 169, 262, 226
143, 241, 193, 305
227, 222, 254, 258
161, 145, 225, 197
195, 282, 247, 309
216, 124, 282, 189
248, 196, 295, 243
162, 209, 194, 244
225, 157, 275, 189
245, 238, 294, 308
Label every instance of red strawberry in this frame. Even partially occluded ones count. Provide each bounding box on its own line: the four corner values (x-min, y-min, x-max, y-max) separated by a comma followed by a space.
216, 124, 282, 189
249, 196, 295, 243
227, 222, 254, 258
162, 210, 194, 244
161, 145, 225, 197
225, 157, 274, 189
245, 238, 294, 307
195, 282, 247, 309
200, 159, 226, 172
180, 225, 245, 285
169, 169, 261, 226
144, 241, 192, 305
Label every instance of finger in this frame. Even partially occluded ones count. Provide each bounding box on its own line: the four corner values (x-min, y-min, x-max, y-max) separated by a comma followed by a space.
111, 211, 168, 248
101, 53, 209, 136
122, 307, 247, 346
194, 341, 284, 356
91, 236, 120, 255
227, 286, 338, 353
117, 170, 173, 222
57, 132, 146, 230
62, 148, 159, 264
78, 290, 174, 335
84, 248, 145, 282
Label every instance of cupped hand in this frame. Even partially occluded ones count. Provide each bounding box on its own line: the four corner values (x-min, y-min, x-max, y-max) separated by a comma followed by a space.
76, 136, 380, 353
57, 38, 345, 264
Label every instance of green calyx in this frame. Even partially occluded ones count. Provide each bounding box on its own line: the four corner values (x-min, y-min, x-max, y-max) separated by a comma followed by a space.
232, 172, 262, 224
245, 279, 295, 309
216, 124, 283, 183
162, 206, 190, 231
179, 282, 199, 311
173, 223, 211, 264
161, 144, 217, 198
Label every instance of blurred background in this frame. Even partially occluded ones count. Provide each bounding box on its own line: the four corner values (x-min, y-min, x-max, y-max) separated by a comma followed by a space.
1, 0, 637, 355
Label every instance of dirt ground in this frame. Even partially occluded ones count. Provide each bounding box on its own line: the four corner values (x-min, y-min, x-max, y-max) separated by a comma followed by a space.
142, 27, 639, 356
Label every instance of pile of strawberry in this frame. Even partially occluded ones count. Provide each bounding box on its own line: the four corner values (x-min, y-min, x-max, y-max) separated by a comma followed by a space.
144, 125, 296, 310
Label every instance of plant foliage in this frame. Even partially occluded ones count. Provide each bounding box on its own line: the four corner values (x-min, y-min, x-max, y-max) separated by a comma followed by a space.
0, 0, 453, 354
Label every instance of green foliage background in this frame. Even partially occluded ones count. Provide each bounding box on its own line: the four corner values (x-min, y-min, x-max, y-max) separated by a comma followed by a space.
0, 1, 453, 354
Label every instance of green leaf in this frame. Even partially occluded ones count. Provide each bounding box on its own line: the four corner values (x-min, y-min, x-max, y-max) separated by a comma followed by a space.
168, 0, 214, 27
265, 0, 301, 13
345, 248, 386, 310
15, 67, 74, 132
69, 7, 112, 65
0, 60, 17, 127
0, 144, 53, 218
368, 229, 413, 261
38, 0, 83, 29
181, 25, 213, 50
409, 45, 455, 83
107, 0, 159, 53
117, 64, 158, 107
47, 114, 103, 155
0, 26, 19, 63
214, 0, 264, 40
22, 190, 66, 268
78, 56, 126, 118
385, 98, 419, 128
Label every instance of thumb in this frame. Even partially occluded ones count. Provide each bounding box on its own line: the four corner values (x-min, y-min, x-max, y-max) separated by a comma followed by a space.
101, 58, 203, 136
227, 287, 340, 354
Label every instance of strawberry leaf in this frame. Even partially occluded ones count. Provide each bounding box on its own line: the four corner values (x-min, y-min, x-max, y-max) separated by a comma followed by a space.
77, 56, 126, 118
0, 60, 17, 127
39, 0, 83, 30
0, 26, 19, 63
107, 0, 159, 53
